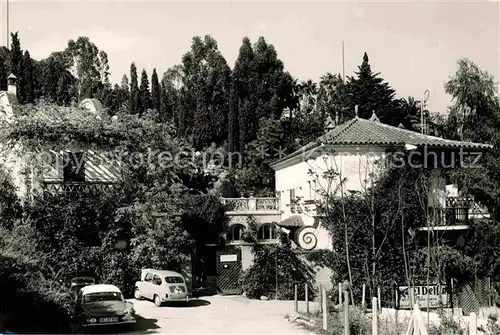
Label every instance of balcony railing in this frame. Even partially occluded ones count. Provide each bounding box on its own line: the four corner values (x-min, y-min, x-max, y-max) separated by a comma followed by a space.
221, 197, 280, 212
42, 181, 118, 196
428, 196, 490, 227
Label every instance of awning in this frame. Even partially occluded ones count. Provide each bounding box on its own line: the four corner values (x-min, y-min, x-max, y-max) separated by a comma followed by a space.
277, 215, 304, 228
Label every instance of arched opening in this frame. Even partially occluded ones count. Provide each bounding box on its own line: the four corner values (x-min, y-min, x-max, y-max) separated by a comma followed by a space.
257, 223, 277, 241
226, 224, 245, 243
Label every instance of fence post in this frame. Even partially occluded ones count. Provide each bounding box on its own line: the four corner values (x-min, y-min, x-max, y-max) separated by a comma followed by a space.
372, 297, 378, 335
377, 287, 381, 311
320, 284, 323, 313
344, 289, 350, 335
294, 284, 298, 313
362, 284, 366, 310
305, 283, 309, 314
322, 286, 327, 331
469, 312, 477, 335
488, 277, 492, 307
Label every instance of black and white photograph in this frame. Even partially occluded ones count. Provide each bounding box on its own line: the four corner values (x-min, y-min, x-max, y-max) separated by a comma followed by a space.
0, 0, 499, 334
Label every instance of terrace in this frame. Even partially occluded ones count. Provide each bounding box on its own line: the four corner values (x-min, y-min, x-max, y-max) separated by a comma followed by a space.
41, 181, 118, 196
423, 196, 491, 231
221, 197, 280, 214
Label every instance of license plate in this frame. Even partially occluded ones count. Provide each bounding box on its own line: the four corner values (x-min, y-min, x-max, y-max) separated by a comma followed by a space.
100, 317, 118, 323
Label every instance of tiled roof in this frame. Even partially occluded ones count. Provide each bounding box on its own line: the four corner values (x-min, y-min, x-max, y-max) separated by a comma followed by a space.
271, 116, 493, 167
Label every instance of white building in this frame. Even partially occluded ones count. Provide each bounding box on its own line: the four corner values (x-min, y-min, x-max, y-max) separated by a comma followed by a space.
270, 112, 492, 290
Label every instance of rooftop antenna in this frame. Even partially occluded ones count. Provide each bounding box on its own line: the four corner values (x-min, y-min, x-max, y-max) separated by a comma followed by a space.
342, 41, 345, 83
421, 90, 430, 134
6, 0, 9, 49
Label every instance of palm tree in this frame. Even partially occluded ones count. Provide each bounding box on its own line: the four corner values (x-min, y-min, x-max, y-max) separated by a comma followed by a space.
299, 79, 318, 113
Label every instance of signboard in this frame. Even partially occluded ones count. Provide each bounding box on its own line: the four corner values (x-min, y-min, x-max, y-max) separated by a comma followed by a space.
398, 284, 450, 309
220, 254, 238, 262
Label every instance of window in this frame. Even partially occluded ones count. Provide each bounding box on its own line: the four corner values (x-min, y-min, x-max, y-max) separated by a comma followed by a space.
289, 188, 296, 212
83, 292, 123, 303
63, 151, 85, 182
226, 224, 245, 242
144, 273, 153, 282
165, 276, 184, 284
153, 275, 162, 286
258, 223, 277, 240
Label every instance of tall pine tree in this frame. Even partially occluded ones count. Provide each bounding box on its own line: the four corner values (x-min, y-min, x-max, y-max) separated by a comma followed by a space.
150, 68, 161, 112
139, 69, 151, 115
345, 52, 400, 125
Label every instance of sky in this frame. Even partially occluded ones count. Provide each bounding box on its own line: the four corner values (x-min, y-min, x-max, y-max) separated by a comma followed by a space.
1, 0, 499, 114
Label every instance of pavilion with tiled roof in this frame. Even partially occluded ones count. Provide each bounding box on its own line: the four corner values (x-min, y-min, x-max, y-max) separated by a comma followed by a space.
271, 112, 492, 168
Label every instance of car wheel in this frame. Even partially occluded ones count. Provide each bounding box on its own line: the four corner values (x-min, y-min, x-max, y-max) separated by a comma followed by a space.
134, 288, 142, 300
154, 295, 162, 307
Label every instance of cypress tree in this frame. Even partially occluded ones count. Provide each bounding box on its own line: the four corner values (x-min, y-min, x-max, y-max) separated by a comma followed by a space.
0, 56, 7, 91
233, 37, 257, 151
150, 68, 161, 112
129, 63, 139, 114
10, 32, 22, 77
159, 81, 168, 122
227, 78, 239, 153
21, 50, 34, 103
139, 69, 150, 115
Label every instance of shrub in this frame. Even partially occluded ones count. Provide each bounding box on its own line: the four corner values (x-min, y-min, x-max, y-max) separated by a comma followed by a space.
327, 307, 371, 335
427, 310, 465, 335
0, 225, 73, 333
240, 218, 317, 300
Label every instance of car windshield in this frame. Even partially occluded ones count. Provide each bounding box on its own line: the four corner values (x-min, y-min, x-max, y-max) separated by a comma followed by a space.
165, 276, 184, 284
83, 292, 123, 303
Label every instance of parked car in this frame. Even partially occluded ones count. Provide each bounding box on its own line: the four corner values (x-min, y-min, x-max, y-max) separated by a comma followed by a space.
74, 284, 136, 328
134, 269, 189, 306
70, 276, 95, 298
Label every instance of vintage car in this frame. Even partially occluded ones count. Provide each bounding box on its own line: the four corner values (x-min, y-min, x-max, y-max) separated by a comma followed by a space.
134, 269, 189, 307
70, 276, 95, 298
74, 284, 136, 328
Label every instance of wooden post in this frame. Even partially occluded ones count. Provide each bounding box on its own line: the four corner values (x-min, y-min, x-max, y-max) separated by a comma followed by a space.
305, 283, 309, 314
395, 287, 399, 310
322, 286, 328, 331
372, 297, 378, 335
339, 282, 343, 305
377, 287, 381, 311
344, 289, 350, 335
319, 284, 323, 313
294, 284, 298, 313
469, 312, 477, 335
362, 284, 366, 310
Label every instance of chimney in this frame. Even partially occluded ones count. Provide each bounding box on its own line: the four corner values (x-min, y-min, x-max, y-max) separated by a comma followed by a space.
355, 105, 359, 118
335, 113, 339, 126
7, 73, 17, 97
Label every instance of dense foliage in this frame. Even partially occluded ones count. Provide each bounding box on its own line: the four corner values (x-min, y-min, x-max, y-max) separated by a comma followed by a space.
0, 31, 447, 195
239, 218, 316, 300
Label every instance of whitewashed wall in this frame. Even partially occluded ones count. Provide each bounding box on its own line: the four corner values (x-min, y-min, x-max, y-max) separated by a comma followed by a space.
274, 145, 386, 251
